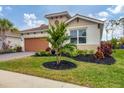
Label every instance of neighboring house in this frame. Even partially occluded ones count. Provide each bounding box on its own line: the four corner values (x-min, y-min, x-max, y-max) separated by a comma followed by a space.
21, 11, 104, 52
0, 31, 21, 49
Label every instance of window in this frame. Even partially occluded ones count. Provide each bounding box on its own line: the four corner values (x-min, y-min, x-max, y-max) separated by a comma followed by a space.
70, 30, 77, 44
21, 33, 24, 35
78, 29, 86, 43
98, 24, 100, 28
27, 33, 29, 35
60, 16, 62, 18
70, 28, 86, 44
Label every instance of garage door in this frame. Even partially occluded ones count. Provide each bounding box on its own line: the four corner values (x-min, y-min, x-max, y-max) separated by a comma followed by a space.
25, 38, 49, 51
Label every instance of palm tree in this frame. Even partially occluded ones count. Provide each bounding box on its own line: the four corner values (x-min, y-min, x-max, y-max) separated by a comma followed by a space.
47, 22, 76, 65
0, 18, 19, 50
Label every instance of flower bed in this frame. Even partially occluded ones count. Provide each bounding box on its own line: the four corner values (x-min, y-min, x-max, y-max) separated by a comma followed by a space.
73, 54, 115, 65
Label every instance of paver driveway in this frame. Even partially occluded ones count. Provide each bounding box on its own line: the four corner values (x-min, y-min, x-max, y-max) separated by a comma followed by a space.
0, 52, 35, 61
0, 70, 83, 88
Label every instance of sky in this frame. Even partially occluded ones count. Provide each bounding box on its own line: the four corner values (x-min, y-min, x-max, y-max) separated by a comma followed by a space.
0, 5, 124, 40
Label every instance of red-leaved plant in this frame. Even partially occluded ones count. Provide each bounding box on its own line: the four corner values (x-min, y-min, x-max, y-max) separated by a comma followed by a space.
95, 41, 112, 59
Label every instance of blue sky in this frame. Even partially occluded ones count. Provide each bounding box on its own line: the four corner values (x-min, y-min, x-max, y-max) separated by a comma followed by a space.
0, 5, 124, 40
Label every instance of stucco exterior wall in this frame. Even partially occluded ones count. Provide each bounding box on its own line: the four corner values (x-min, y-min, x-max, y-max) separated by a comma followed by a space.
48, 16, 68, 26
22, 32, 48, 38
77, 44, 99, 50
67, 18, 101, 50
5, 36, 22, 48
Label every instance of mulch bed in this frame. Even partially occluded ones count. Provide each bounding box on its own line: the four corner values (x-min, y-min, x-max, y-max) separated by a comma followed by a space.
73, 54, 116, 65
42, 60, 77, 70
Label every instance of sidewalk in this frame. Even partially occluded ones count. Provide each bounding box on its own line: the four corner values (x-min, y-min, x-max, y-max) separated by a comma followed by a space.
0, 70, 83, 88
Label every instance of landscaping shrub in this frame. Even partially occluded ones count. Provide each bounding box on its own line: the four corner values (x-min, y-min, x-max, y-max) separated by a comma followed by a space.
111, 38, 118, 49
119, 37, 124, 49
95, 47, 104, 59
77, 49, 95, 55
0, 48, 16, 54
77, 50, 87, 55
119, 37, 124, 45
16, 46, 22, 52
88, 50, 95, 54
95, 41, 112, 59
13, 45, 22, 52
35, 50, 51, 56
45, 47, 51, 52
62, 48, 78, 57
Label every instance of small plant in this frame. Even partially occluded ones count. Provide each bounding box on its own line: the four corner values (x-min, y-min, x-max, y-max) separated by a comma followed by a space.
16, 46, 22, 52
13, 45, 22, 52
45, 47, 51, 52
0, 48, 16, 54
119, 37, 124, 45
101, 41, 112, 57
95, 47, 104, 59
77, 50, 87, 55
62, 48, 78, 57
35, 52, 41, 56
110, 38, 118, 49
88, 50, 95, 54
95, 41, 112, 59
35, 50, 51, 56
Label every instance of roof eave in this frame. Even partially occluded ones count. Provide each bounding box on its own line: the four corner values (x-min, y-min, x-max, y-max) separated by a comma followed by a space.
45, 11, 71, 19
20, 29, 48, 33
65, 14, 104, 24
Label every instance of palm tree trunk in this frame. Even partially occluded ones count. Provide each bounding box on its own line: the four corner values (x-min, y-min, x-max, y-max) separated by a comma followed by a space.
56, 49, 61, 65
56, 49, 59, 65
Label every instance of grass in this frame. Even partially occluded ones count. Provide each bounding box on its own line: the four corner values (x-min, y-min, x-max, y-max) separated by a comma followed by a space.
0, 49, 124, 87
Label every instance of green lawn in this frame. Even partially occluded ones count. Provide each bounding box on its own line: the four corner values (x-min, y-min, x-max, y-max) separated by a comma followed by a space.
0, 49, 124, 88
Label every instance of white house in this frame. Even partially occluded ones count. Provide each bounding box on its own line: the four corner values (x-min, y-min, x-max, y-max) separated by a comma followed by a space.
0, 31, 22, 49
21, 11, 104, 52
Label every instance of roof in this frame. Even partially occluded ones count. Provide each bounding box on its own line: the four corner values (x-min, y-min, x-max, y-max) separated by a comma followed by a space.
65, 14, 104, 24
45, 11, 71, 18
21, 24, 48, 33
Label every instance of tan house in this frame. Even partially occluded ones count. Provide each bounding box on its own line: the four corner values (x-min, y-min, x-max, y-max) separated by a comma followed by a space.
21, 11, 104, 52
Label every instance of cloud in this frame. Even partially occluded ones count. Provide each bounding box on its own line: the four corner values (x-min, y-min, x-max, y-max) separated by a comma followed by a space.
5, 6, 12, 10
107, 5, 124, 14
88, 14, 95, 18
24, 13, 46, 28
0, 6, 2, 12
98, 11, 109, 17
0, 6, 3, 16
88, 12, 108, 21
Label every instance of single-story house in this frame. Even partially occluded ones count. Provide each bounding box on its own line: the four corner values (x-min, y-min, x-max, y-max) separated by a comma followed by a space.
21, 11, 104, 52
0, 31, 22, 49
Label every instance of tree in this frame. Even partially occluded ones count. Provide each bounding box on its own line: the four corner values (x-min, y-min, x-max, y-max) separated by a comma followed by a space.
104, 20, 110, 41
119, 17, 124, 37
47, 22, 76, 64
0, 18, 19, 50
109, 20, 118, 39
